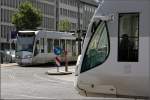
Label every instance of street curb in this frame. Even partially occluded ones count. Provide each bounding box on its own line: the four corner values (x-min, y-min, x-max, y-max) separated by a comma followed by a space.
46, 70, 72, 75
0, 63, 18, 67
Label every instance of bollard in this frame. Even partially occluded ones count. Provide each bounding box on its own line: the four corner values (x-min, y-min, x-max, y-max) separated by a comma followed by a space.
55, 56, 61, 72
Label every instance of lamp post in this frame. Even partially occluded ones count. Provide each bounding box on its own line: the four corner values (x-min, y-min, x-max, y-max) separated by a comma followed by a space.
77, 0, 81, 55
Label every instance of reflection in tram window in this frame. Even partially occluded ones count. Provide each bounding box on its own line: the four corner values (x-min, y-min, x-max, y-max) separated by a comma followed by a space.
118, 13, 139, 62
81, 21, 110, 73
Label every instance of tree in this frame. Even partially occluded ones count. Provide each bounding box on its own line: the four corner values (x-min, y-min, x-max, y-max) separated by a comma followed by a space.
58, 19, 71, 32
12, 2, 42, 30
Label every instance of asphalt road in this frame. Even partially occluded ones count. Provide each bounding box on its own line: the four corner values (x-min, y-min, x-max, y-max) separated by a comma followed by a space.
0, 63, 136, 100
1, 64, 82, 99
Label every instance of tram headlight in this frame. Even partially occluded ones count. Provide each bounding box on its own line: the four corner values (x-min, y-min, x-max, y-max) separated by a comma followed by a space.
25, 55, 32, 58
16, 55, 19, 59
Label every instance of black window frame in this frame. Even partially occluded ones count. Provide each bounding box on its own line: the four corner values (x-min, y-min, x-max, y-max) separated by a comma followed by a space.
80, 20, 110, 73
118, 12, 140, 62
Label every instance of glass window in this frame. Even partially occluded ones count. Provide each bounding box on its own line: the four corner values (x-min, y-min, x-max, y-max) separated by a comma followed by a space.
66, 40, 72, 53
60, 39, 65, 52
47, 39, 53, 53
72, 40, 76, 56
54, 39, 59, 48
17, 33, 35, 52
118, 13, 139, 62
34, 40, 40, 56
81, 21, 110, 73
40, 38, 44, 53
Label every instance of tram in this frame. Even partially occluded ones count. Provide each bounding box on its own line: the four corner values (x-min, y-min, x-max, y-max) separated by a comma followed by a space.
75, 0, 150, 99
15, 30, 78, 65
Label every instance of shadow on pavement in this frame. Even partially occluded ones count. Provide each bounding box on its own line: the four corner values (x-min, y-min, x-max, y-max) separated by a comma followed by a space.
20, 62, 76, 68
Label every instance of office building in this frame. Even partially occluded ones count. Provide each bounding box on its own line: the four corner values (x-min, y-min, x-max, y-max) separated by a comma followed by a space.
81, 0, 97, 30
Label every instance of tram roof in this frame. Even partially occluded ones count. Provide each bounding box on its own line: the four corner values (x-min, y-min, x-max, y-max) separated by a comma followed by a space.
18, 30, 76, 40
36, 31, 76, 39
18, 30, 74, 34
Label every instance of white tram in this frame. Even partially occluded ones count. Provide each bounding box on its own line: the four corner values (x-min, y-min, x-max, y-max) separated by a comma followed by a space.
15, 30, 78, 65
75, 0, 150, 99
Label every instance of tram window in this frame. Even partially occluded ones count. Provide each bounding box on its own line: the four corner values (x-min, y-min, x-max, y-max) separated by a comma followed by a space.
54, 39, 59, 48
34, 40, 40, 56
72, 40, 76, 56
47, 39, 53, 53
118, 13, 139, 62
40, 38, 44, 53
60, 39, 65, 52
67, 40, 72, 53
81, 21, 110, 73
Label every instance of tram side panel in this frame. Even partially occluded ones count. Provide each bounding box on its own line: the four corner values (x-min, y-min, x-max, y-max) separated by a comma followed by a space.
32, 38, 78, 64
102, 1, 150, 96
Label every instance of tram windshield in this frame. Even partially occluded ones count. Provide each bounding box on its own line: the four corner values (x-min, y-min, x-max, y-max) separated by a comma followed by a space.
16, 32, 35, 52
81, 21, 110, 73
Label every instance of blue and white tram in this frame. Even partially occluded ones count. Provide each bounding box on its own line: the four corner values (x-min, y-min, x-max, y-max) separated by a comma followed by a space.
75, 0, 150, 99
15, 30, 78, 65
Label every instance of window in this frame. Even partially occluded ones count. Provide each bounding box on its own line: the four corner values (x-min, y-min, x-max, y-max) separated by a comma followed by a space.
81, 21, 110, 73
66, 40, 72, 53
118, 13, 139, 62
60, 8, 63, 15
17, 33, 35, 52
34, 40, 40, 56
72, 40, 76, 56
60, 39, 65, 52
54, 39, 59, 48
40, 38, 44, 53
47, 39, 53, 53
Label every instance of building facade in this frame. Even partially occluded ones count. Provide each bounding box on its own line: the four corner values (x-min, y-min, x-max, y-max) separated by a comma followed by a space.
57, 0, 82, 31
81, 0, 97, 31
57, 0, 97, 31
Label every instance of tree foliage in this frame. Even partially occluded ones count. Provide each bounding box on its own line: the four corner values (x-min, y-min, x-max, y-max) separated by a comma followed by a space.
58, 19, 71, 32
12, 2, 42, 30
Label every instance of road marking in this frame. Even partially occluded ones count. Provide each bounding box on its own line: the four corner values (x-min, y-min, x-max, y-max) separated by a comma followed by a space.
8, 74, 15, 79
4, 69, 16, 80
